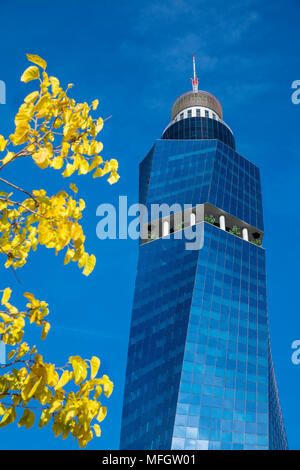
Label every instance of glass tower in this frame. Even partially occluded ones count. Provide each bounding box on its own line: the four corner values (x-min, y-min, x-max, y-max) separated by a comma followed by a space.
120, 74, 288, 450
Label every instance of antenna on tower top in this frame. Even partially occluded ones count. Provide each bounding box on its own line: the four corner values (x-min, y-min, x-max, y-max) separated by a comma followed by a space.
191, 55, 199, 92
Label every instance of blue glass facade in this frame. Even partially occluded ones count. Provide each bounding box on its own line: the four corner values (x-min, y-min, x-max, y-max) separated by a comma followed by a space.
120, 111, 287, 450
172, 224, 270, 450
120, 232, 199, 449
142, 139, 263, 233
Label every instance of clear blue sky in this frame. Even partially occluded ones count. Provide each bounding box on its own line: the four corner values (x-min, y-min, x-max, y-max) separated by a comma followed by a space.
0, 0, 299, 450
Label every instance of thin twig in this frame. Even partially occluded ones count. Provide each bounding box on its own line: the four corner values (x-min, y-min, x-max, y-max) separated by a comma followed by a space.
9, 266, 22, 284
0, 359, 31, 369
0, 150, 30, 172
0, 402, 47, 411
0, 177, 37, 204
0, 198, 69, 227
0, 197, 47, 220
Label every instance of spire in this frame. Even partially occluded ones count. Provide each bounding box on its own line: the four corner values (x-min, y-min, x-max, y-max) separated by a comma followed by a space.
190, 55, 199, 92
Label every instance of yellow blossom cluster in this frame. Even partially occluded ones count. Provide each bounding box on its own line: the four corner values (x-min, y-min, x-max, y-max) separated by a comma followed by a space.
0, 288, 113, 448
0, 187, 95, 275
0, 55, 117, 447
2, 54, 119, 184
0, 54, 120, 275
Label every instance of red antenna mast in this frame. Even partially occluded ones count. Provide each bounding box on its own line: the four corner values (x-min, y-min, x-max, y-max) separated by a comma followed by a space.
191, 55, 199, 92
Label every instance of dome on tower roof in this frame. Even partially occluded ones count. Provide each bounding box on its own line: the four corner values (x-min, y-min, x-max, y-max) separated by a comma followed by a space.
171, 90, 223, 121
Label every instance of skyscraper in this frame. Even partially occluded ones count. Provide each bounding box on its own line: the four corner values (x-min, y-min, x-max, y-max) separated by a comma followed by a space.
120, 59, 288, 450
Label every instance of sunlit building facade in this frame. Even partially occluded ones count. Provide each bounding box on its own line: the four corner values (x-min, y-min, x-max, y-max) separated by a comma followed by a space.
120, 72, 288, 450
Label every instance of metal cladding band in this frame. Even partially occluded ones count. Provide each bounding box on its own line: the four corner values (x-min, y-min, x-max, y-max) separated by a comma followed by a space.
171, 90, 223, 121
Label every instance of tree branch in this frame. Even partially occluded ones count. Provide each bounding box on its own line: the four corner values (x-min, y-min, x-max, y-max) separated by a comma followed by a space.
0, 177, 37, 205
